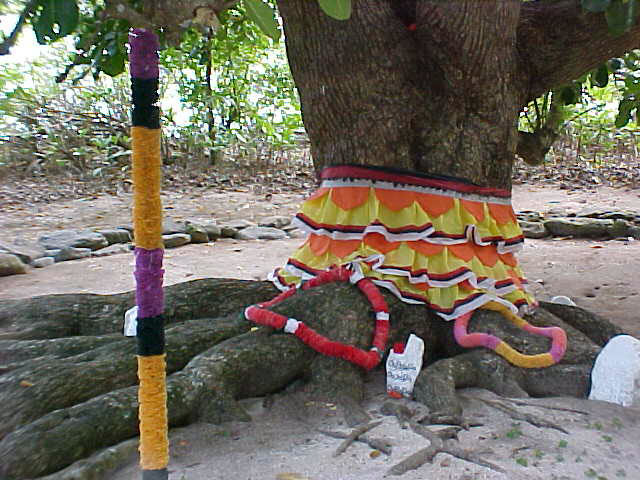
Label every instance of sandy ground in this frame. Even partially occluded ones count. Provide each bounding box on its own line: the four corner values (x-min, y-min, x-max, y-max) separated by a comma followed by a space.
1, 184, 640, 480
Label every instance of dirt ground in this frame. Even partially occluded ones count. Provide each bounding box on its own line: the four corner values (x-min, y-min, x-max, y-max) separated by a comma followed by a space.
1, 183, 640, 480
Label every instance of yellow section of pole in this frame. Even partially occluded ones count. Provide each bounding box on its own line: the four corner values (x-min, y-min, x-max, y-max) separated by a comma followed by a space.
132, 126, 163, 250
137, 354, 169, 469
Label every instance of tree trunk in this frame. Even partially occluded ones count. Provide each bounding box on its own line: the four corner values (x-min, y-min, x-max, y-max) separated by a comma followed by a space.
278, 0, 526, 188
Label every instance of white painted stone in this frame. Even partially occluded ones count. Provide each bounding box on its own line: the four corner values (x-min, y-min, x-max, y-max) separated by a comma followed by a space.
550, 295, 576, 306
589, 335, 640, 407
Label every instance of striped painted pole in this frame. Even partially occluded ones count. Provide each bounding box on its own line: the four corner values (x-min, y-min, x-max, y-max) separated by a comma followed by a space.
129, 29, 169, 480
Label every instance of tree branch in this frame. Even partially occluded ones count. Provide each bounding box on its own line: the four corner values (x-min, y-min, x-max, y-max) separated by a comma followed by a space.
519, 0, 640, 102
0, 0, 37, 56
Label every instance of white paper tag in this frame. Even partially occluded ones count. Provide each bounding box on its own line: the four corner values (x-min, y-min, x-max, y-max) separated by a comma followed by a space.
386, 334, 424, 398
124, 306, 139, 337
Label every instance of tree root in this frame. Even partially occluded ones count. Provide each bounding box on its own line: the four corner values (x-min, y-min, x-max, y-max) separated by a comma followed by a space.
0, 276, 623, 478
332, 420, 382, 456
37, 438, 138, 480
318, 427, 393, 455
0, 332, 312, 479
469, 395, 569, 434
0, 315, 250, 439
0, 278, 277, 340
386, 421, 504, 476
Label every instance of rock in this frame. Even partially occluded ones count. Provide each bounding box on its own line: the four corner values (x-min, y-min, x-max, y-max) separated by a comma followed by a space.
259, 215, 291, 229
223, 219, 255, 230
550, 295, 576, 306
516, 210, 543, 223
589, 335, 640, 407
546, 207, 572, 218
519, 221, 548, 239
185, 222, 209, 244
116, 225, 134, 233
629, 226, 640, 240
96, 229, 131, 245
0, 241, 45, 264
221, 226, 239, 238
162, 219, 186, 235
0, 253, 27, 276
202, 222, 222, 241
54, 247, 92, 262
45, 249, 61, 257
576, 208, 638, 222
91, 244, 132, 257
543, 217, 627, 238
163, 233, 191, 249
39, 230, 108, 251
286, 229, 306, 239
235, 226, 288, 241
32, 257, 55, 268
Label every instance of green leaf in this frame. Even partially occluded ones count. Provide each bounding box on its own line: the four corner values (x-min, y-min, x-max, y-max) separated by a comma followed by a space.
244, 0, 280, 41
32, 0, 79, 44
591, 64, 609, 87
615, 98, 636, 127
318, 0, 352, 20
560, 84, 581, 105
608, 57, 624, 70
582, 0, 611, 12
605, 0, 639, 37
55, 0, 79, 36
100, 50, 125, 77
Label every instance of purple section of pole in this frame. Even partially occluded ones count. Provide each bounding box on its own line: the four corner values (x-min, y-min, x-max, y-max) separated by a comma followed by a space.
134, 247, 165, 318
129, 28, 159, 79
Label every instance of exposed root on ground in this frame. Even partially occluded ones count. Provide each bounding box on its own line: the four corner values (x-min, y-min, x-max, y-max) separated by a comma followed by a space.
0, 278, 628, 478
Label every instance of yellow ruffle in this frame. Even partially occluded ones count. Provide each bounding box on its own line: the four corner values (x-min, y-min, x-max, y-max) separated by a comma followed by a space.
272, 183, 535, 320
296, 187, 522, 245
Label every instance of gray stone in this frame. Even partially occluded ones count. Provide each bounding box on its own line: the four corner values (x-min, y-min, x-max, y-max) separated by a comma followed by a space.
54, 247, 92, 262
185, 221, 209, 244
91, 244, 132, 257
162, 219, 186, 235
202, 222, 222, 241
0, 241, 45, 264
39, 230, 108, 251
32, 257, 55, 268
0, 253, 27, 276
610, 219, 633, 238
546, 207, 572, 218
223, 219, 255, 230
259, 215, 291, 229
516, 210, 543, 223
589, 335, 640, 408
549, 295, 576, 306
163, 233, 191, 249
234, 226, 288, 241
544, 217, 617, 238
221, 226, 239, 238
45, 249, 61, 257
96, 229, 131, 245
629, 226, 640, 240
519, 221, 549, 239
286, 229, 306, 239
577, 208, 638, 222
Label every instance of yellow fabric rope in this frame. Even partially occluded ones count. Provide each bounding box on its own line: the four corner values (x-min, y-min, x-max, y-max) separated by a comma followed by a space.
132, 126, 163, 250
137, 354, 169, 469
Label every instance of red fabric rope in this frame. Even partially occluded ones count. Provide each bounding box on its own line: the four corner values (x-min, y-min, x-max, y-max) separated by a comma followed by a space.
244, 266, 389, 370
